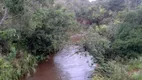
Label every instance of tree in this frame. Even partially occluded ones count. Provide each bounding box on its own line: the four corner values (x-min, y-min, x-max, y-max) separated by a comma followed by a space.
105, 0, 125, 12
22, 4, 75, 57
4, 0, 24, 15
112, 8, 142, 58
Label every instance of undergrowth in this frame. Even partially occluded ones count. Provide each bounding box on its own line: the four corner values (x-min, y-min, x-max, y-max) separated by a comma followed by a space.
0, 51, 37, 80
92, 57, 142, 80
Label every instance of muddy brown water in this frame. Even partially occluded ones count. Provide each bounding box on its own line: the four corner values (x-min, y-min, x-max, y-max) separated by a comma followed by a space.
25, 45, 96, 80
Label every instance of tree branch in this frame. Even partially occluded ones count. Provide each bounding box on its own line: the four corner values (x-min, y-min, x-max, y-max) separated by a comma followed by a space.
0, 8, 8, 26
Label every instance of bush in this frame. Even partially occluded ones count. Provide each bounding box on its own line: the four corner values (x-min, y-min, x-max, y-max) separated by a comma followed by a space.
22, 6, 75, 58
0, 29, 18, 55
0, 0, 76, 79
110, 9, 142, 58
4, 0, 24, 15
26, 27, 52, 56
83, 29, 110, 64
0, 57, 14, 80
93, 57, 142, 80
132, 71, 142, 80
93, 61, 131, 80
127, 57, 142, 80
127, 57, 142, 71
123, 9, 142, 25
0, 51, 37, 80
111, 23, 142, 58
92, 74, 108, 80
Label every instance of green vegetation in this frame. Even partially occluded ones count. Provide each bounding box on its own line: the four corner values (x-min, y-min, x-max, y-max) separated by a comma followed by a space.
92, 57, 142, 80
62, 0, 142, 80
23, 6, 75, 59
0, 52, 37, 80
111, 8, 142, 58
0, 0, 142, 80
0, 0, 75, 79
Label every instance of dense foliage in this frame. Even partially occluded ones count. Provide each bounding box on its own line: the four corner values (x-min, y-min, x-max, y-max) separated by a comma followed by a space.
23, 6, 75, 57
0, 0, 142, 80
112, 9, 142, 58
4, 0, 24, 15
0, 0, 76, 79
62, 0, 142, 80
0, 52, 37, 80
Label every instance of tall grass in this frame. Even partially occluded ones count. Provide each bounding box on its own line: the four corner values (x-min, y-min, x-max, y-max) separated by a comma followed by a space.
92, 57, 142, 80
0, 51, 37, 80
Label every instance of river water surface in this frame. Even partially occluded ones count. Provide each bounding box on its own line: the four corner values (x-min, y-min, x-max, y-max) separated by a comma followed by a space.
25, 45, 96, 80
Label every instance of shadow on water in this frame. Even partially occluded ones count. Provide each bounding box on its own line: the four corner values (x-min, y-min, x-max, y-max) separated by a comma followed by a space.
25, 45, 96, 80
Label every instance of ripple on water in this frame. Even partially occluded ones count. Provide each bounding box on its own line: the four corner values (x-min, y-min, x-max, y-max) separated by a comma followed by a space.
54, 45, 96, 80
26, 45, 96, 80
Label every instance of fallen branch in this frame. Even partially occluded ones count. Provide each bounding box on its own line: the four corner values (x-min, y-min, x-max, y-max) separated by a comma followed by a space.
0, 8, 8, 26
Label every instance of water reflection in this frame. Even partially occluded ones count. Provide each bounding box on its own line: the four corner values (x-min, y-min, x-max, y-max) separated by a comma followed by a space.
26, 45, 96, 80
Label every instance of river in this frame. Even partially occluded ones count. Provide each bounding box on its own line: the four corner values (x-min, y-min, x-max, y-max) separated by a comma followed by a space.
25, 45, 96, 80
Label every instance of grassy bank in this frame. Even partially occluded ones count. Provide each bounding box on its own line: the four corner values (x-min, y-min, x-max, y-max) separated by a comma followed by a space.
0, 51, 37, 80
92, 57, 142, 80
0, 0, 76, 79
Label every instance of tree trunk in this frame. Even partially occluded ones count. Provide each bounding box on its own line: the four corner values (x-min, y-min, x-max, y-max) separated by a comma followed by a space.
0, 8, 8, 26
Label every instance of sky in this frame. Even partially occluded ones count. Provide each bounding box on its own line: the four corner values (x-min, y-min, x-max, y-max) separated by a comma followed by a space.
89, 0, 96, 2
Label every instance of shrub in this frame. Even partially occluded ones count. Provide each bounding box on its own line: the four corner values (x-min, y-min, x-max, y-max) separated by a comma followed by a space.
23, 6, 75, 58
0, 29, 18, 55
0, 57, 14, 80
83, 29, 110, 64
0, 51, 37, 80
107, 61, 130, 80
4, 0, 24, 15
132, 71, 142, 80
109, 8, 142, 58
93, 61, 131, 80
111, 23, 142, 58
127, 57, 142, 71
92, 74, 108, 80
123, 9, 142, 25
93, 57, 142, 80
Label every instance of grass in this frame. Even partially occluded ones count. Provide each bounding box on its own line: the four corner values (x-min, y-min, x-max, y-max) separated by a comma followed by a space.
92, 57, 142, 80
0, 51, 37, 80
